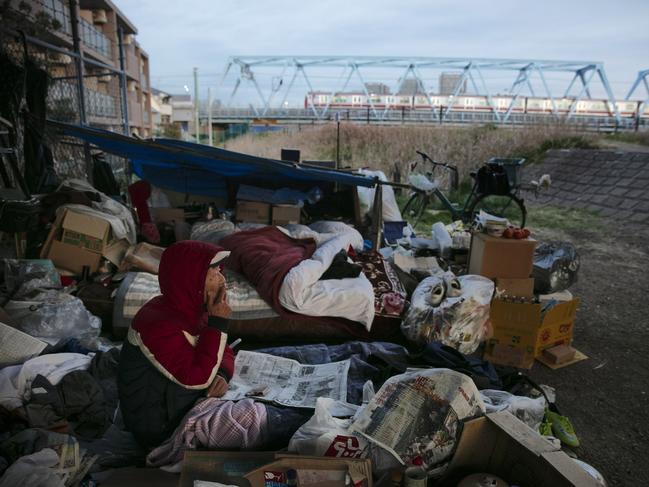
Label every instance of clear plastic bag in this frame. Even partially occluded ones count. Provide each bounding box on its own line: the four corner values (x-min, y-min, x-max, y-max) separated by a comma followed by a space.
480, 389, 546, 430
3, 260, 60, 297
4, 290, 101, 346
401, 273, 494, 353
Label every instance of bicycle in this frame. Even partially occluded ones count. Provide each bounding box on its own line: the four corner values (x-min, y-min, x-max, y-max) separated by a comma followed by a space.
401, 151, 527, 228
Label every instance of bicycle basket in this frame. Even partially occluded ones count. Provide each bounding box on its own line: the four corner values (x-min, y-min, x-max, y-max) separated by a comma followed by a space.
488, 157, 525, 189
476, 164, 511, 195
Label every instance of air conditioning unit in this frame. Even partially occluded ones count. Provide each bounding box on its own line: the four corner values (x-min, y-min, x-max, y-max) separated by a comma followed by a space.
128, 80, 137, 92
123, 34, 133, 45
98, 74, 112, 83
92, 9, 108, 24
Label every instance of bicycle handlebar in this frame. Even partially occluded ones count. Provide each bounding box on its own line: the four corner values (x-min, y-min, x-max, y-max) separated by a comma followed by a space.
415, 150, 459, 174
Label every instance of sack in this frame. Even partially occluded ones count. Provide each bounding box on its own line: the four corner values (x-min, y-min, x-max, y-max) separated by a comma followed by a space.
476, 165, 510, 195
0, 198, 41, 233
532, 242, 580, 293
401, 272, 494, 354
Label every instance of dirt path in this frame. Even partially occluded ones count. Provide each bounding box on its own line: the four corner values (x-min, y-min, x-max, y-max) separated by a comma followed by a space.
524, 151, 649, 486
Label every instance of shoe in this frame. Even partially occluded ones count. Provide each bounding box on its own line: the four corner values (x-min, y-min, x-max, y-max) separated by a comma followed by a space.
545, 410, 580, 448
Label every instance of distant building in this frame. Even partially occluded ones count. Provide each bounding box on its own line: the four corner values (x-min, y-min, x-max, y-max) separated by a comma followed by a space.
397, 78, 426, 96
439, 72, 467, 95
169, 94, 194, 140
150, 88, 172, 135
365, 82, 391, 95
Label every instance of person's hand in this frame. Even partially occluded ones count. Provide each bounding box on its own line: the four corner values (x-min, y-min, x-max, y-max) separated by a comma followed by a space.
207, 375, 228, 397
206, 284, 232, 318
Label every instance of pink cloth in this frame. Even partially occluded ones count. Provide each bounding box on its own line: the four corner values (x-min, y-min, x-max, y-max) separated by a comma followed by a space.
146, 398, 267, 467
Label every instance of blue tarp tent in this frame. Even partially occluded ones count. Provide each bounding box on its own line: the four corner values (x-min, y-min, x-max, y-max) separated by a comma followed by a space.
49, 121, 376, 197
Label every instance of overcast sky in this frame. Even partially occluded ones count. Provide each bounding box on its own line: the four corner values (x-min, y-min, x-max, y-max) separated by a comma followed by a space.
121, 0, 648, 104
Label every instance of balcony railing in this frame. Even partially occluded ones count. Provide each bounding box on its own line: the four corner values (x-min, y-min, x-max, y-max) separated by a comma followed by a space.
40, 0, 72, 35
85, 88, 119, 118
80, 17, 112, 59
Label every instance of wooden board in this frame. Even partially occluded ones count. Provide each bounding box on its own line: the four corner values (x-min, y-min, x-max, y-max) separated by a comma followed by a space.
536, 349, 588, 370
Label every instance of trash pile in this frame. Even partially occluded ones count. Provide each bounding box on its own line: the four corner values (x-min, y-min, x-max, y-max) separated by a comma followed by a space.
0, 161, 603, 487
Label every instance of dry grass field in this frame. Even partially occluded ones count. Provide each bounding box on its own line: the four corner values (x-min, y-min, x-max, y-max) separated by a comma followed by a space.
225, 123, 599, 185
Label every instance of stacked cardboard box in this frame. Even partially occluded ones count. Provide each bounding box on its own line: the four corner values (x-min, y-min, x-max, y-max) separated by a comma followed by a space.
41, 208, 128, 274
469, 231, 581, 369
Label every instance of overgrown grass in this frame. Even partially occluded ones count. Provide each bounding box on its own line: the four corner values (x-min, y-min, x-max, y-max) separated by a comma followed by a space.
527, 206, 602, 232
603, 131, 649, 147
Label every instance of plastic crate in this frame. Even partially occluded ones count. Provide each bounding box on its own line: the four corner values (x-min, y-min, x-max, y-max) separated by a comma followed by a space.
488, 157, 525, 188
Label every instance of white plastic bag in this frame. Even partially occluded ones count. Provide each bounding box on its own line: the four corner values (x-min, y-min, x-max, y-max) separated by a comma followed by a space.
288, 398, 366, 458
401, 273, 494, 353
0, 448, 64, 487
480, 389, 547, 431
356, 170, 403, 222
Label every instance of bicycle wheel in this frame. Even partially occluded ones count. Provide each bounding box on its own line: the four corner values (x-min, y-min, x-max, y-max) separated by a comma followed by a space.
402, 192, 428, 228
468, 193, 527, 228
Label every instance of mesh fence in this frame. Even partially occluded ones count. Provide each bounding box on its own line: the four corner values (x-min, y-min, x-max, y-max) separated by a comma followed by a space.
0, 2, 130, 190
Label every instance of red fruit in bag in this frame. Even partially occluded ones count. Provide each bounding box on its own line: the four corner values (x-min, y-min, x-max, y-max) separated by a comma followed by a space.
503, 228, 514, 238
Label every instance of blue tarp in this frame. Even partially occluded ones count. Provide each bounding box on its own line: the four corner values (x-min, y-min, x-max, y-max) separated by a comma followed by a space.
50, 121, 376, 197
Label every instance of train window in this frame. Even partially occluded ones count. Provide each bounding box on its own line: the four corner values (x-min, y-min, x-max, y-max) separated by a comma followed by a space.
464, 98, 474, 106
577, 101, 587, 110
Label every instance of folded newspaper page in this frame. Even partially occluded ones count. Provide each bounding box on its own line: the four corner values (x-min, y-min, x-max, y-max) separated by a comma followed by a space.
222, 351, 350, 408
350, 368, 484, 468
0, 321, 47, 366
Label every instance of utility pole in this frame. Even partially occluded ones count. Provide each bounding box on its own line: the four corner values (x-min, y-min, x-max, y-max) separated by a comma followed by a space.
193, 67, 199, 143
335, 112, 340, 169
207, 87, 213, 146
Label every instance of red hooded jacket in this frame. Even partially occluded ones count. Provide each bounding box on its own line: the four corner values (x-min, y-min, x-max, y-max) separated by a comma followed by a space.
127, 241, 234, 389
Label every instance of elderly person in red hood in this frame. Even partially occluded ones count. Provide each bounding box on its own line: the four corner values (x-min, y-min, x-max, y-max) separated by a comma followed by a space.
118, 241, 235, 448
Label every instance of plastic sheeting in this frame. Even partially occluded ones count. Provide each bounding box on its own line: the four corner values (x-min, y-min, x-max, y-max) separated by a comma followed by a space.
401, 273, 494, 354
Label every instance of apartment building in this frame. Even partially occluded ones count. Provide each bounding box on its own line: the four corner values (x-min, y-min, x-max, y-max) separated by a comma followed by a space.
6, 0, 153, 136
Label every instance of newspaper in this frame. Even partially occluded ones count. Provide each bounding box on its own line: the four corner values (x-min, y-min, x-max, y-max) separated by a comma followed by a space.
350, 369, 485, 468
222, 351, 350, 408
0, 321, 47, 366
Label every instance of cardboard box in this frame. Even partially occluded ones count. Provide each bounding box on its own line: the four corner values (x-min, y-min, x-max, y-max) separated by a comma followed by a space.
151, 207, 185, 223
495, 277, 535, 298
469, 232, 536, 279
47, 239, 102, 274
439, 412, 600, 486
272, 204, 301, 225
236, 200, 270, 224
179, 452, 372, 487
59, 209, 111, 253
41, 208, 128, 273
484, 297, 580, 369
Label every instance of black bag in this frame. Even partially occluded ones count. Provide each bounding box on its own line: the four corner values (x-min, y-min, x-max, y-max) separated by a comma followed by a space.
477, 164, 510, 195
0, 198, 41, 232
533, 242, 580, 293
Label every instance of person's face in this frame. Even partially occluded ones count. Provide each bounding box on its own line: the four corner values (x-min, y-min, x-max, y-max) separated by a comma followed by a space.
204, 266, 226, 303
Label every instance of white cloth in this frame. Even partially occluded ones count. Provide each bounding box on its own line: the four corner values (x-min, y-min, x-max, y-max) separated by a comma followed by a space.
279, 227, 375, 330
0, 448, 64, 487
356, 170, 403, 222
0, 353, 92, 410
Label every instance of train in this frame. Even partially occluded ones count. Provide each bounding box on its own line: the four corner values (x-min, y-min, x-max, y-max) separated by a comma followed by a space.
305, 91, 649, 119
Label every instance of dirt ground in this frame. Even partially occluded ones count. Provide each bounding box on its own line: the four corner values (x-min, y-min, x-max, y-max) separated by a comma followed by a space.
526, 205, 649, 486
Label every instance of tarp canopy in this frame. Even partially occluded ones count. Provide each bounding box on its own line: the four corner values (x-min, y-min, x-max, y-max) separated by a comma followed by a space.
49, 121, 377, 197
